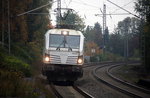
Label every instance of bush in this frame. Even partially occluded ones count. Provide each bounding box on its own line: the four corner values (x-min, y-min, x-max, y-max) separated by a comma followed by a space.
0, 42, 43, 97
0, 48, 31, 77
90, 55, 99, 62
12, 43, 34, 63
0, 70, 38, 97
0, 70, 22, 97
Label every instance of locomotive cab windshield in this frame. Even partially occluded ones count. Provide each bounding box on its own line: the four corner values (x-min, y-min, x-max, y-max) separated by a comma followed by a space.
49, 34, 80, 51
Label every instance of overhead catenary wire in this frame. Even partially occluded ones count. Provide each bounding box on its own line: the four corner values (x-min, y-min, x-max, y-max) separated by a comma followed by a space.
63, 0, 72, 8
96, 13, 131, 16
112, 0, 133, 13
106, 0, 140, 18
72, 0, 100, 9
27, 12, 57, 15
100, 8, 103, 14
67, 0, 72, 8
111, 0, 135, 14
107, 0, 136, 33
17, 1, 57, 16
48, 0, 137, 33
63, 0, 68, 8
108, 0, 134, 26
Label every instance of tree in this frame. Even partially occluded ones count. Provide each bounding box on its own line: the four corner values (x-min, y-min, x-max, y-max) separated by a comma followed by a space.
135, 0, 150, 72
93, 22, 103, 48
118, 17, 140, 57
135, 0, 150, 23
109, 17, 140, 58
0, 0, 51, 44
57, 10, 85, 31
84, 26, 95, 42
108, 32, 124, 56
27, 0, 52, 43
85, 41, 101, 56
104, 27, 109, 50
84, 22, 103, 55
10, 0, 32, 43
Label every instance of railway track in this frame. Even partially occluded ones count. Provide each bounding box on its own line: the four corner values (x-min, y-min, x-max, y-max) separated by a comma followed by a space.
107, 64, 150, 94
92, 63, 150, 98
50, 83, 94, 98
83, 61, 113, 68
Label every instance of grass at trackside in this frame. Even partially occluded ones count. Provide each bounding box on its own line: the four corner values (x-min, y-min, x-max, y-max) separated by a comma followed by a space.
111, 64, 149, 84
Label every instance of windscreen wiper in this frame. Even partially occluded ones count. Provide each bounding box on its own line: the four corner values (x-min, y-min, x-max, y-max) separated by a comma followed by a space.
56, 40, 72, 51
56, 40, 64, 50
67, 45, 72, 51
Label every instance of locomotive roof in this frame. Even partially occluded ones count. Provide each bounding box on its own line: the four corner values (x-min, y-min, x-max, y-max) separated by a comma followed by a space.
46, 29, 83, 36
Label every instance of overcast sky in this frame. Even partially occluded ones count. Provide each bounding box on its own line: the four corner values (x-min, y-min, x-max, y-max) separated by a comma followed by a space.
50, 0, 137, 33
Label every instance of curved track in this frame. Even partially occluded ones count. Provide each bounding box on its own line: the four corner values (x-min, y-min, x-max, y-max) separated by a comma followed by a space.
107, 64, 150, 94
50, 84, 94, 98
92, 63, 150, 98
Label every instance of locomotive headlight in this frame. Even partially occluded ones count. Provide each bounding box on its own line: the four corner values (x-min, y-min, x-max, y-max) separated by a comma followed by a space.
61, 31, 69, 35
63, 31, 68, 35
77, 55, 84, 64
44, 56, 50, 62
77, 58, 83, 64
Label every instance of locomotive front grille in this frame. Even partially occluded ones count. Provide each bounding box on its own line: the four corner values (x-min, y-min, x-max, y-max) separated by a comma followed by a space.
50, 55, 61, 63
66, 56, 78, 64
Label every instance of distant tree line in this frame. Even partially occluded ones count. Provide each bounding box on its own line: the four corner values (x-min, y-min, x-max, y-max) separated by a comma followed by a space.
109, 17, 140, 58
84, 17, 140, 62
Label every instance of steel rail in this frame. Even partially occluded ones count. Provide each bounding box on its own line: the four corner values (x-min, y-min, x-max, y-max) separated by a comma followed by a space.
73, 85, 94, 98
83, 61, 138, 68
92, 63, 149, 98
50, 84, 94, 98
107, 64, 150, 94
83, 61, 115, 68
50, 84, 63, 98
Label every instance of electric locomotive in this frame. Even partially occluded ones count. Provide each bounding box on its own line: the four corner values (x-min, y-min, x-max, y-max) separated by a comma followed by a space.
42, 27, 84, 82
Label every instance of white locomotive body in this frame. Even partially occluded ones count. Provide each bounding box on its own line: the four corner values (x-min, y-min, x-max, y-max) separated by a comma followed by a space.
42, 28, 84, 82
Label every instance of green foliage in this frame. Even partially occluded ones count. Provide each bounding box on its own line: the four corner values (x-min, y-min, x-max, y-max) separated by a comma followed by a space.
135, 0, 150, 23
108, 32, 124, 56
11, 42, 42, 63
135, 0, 150, 72
90, 55, 99, 62
0, 48, 31, 77
99, 52, 124, 62
84, 26, 95, 42
144, 25, 150, 72
104, 27, 109, 47
12, 44, 33, 63
27, 42, 43, 61
84, 22, 103, 47
109, 17, 140, 58
57, 11, 85, 31
9, 0, 32, 43
89, 52, 124, 62
27, 0, 52, 42
0, 70, 40, 97
93, 22, 103, 47
0, 0, 53, 97
0, 43, 45, 97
